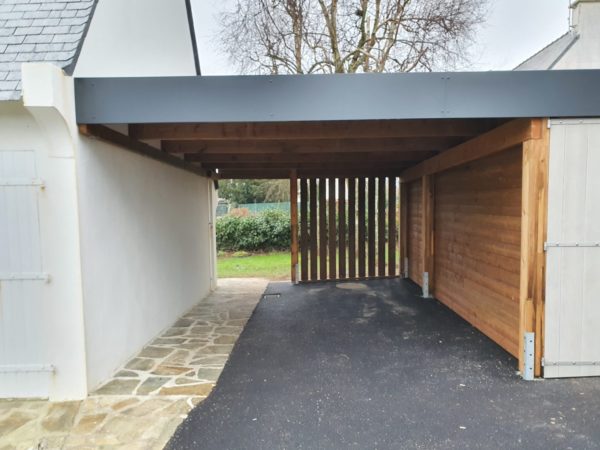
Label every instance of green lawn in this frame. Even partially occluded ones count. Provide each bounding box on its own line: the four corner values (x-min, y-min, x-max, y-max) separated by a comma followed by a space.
218, 251, 290, 280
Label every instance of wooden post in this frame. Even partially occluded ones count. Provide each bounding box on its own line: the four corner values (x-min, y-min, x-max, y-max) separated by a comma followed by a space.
368, 177, 376, 277
328, 178, 337, 279
388, 177, 397, 277
300, 178, 308, 281
358, 178, 366, 277
309, 178, 318, 281
338, 178, 347, 279
378, 177, 386, 277
400, 182, 408, 278
348, 178, 356, 278
319, 178, 327, 280
519, 119, 549, 377
290, 170, 299, 283
422, 175, 434, 296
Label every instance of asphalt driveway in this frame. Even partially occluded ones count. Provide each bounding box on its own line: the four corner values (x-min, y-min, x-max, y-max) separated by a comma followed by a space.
167, 279, 600, 450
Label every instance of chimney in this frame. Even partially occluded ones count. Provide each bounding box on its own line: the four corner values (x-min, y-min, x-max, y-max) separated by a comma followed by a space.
570, 0, 600, 37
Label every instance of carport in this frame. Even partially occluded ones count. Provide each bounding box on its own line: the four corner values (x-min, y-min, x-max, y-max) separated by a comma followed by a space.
74, 69, 600, 380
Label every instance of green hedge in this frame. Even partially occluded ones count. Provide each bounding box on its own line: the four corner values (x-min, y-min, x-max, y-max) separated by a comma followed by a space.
216, 210, 291, 252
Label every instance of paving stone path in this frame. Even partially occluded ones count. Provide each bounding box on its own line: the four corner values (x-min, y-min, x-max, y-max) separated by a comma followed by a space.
0, 278, 267, 450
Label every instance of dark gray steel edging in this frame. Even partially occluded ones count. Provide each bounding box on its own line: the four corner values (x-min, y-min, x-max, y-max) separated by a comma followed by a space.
74, 70, 600, 124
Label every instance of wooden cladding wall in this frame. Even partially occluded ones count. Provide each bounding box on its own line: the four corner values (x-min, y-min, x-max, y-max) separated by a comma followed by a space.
406, 180, 423, 285
434, 147, 522, 357
297, 177, 399, 282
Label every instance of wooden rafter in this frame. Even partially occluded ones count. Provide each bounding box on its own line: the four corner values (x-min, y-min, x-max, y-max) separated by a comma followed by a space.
162, 137, 463, 154
79, 124, 207, 177
400, 119, 542, 183
131, 119, 501, 141
183, 151, 437, 164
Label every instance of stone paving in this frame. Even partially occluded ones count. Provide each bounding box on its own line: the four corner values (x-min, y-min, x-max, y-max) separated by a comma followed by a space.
0, 278, 268, 450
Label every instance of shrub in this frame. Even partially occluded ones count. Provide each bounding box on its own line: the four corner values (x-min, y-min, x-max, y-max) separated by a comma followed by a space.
216, 210, 291, 252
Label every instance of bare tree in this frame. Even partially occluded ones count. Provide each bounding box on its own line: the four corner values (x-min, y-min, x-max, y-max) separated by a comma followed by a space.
219, 0, 487, 75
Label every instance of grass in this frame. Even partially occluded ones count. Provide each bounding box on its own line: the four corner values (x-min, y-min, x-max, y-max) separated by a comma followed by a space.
218, 251, 290, 280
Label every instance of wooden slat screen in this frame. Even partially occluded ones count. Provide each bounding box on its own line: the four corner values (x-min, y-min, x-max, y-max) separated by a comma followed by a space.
297, 176, 399, 282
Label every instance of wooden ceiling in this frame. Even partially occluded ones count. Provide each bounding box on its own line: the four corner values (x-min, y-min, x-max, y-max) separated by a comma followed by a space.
81, 119, 507, 179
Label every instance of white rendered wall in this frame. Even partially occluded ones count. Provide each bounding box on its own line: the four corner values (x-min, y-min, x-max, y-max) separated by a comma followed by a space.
554, 2, 600, 69
545, 119, 600, 377
74, 0, 197, 77
75, 136, 215, 390
0, 101, 87, 400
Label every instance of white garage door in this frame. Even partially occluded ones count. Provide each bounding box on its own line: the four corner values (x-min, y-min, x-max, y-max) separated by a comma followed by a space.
0, 150, 53, 397
545, 120, 600, 378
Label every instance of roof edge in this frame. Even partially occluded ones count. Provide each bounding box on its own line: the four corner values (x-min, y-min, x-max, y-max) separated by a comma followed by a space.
184, 0, 201, 76
63, 0, 100, 76
514, 31, 578, 70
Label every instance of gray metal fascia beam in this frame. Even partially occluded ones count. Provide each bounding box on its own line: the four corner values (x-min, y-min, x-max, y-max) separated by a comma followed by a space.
74, 70, 600, 124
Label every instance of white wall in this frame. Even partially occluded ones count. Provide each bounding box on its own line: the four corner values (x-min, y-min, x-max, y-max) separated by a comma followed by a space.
0, 100, 88, 400
75, 136, 214, 389
554, 1, 600, 69
74, 0, 197, 77
545, 119, 600, 378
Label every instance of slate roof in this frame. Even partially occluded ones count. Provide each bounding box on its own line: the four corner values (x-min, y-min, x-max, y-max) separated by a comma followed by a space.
514, 31, 579, 71
0, 0, 97, 101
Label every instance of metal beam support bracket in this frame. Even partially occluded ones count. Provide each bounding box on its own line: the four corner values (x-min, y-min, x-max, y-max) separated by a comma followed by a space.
523, 332, 535, 381
422, 272, 430, 298
0, 273, 51, 283
544, 242, 600, 251
0, 179, 45, 188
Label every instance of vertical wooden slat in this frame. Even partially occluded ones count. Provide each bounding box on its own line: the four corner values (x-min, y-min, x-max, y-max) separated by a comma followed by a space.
388, 177, 397, 277
338, 178, 346, 279
368, 177, 376, 277
309, 178, 318, 281
319, 177, 327, 280
290, 170, 299, 283
348, 178, 356, 278
300, 178, 308, 281
519, 119, 549, 377
358, 177, 366, 277
377, 177, 386, 277
328, 177, 337, 279
400, 182, 408, 278
422, 175, 435, 295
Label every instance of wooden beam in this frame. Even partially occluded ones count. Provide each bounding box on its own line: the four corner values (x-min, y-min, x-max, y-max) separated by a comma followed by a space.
422, 175, 435, 296
290, 170, 299, 284
164, 138, 460, 154
518, 119, 550, 377
197, 162, 413, 171
79, 124, 206, 177
131, 119, 498, 141
401, 119, 542, 183
184, 151, 436, 163
217, 168, 407, 179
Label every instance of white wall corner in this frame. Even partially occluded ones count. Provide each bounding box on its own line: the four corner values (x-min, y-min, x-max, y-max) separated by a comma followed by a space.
19, 62, 89, 400
21, 63, 78, 158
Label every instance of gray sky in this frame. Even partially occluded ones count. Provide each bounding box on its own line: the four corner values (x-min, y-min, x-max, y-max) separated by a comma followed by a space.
192, 0, 571, 75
